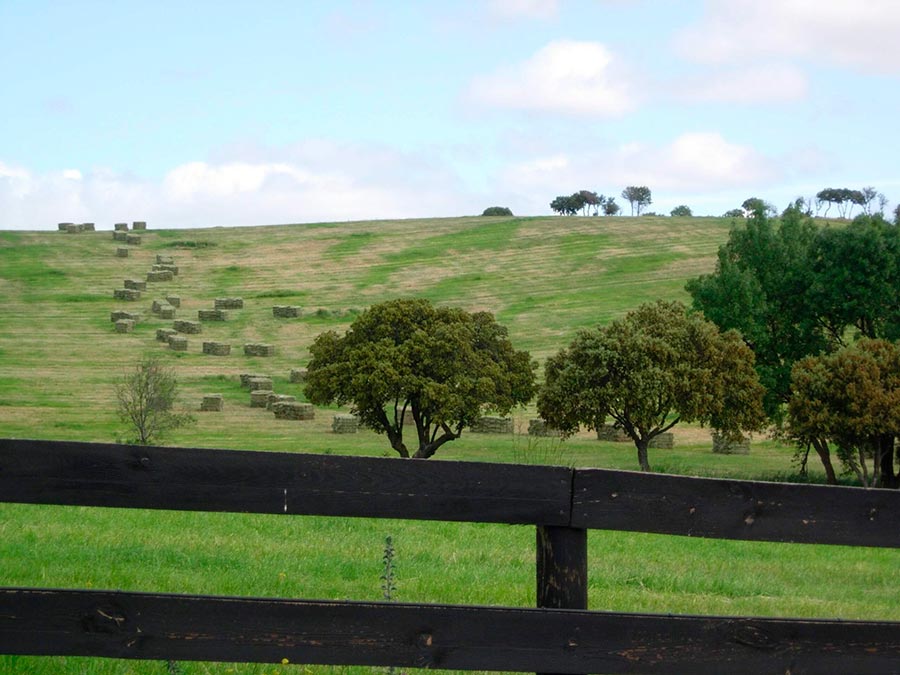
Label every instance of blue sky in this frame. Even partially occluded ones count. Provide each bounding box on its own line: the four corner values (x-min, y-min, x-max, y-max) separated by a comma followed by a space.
2, 0, 899, 229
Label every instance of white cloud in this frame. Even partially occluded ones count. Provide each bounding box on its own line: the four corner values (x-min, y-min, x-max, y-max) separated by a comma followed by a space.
495, 132, 779, 213
487, 0, 559, 20
468, 40, 636, 116
676, 0, 900, 73
62, 169, 83, 180
677, 63, 808, 104
0, 142, 479, 230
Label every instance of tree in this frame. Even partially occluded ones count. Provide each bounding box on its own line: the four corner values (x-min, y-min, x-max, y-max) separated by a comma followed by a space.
788, 339, 900, 488
602, 196, 621, 216
481, 206, 513, 216
894, 204, 900, 226
621, 186, 652, 216
537, 301, 765, 472
305, 298, 536, 459
550, 195, 578, 216
722, 208, 744, 218
741, 197, 776, 217
116, 355, 194, 445
670, 205, 693, 217
576, 190, 601, 216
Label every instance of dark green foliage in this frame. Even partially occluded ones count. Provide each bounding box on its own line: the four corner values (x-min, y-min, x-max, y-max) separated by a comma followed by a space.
815, 187, 866, 219
159, 240, 217, 249
722, 208, 744, 218
305, 298, 536, 459
537, 301, 765, 472
670, 205, 693, 217
481, 206, 513, 217
621, 186, 652, 216
116, 356, 194, 445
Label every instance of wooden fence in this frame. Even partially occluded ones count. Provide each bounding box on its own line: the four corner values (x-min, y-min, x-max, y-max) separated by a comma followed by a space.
1, 437, 898, 674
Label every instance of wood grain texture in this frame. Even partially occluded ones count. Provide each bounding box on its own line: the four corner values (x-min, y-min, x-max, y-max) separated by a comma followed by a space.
573, 468, 900, 547
2, 588, 899, 674
0, 438, 571, 525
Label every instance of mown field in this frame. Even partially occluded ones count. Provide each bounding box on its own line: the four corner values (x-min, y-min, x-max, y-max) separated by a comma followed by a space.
1, 216, 896, 675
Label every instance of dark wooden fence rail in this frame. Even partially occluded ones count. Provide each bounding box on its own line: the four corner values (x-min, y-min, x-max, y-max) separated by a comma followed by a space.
1, 438, 899, 674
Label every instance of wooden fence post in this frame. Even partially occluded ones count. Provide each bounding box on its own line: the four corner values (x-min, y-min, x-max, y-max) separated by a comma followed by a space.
536, 525, 588, 675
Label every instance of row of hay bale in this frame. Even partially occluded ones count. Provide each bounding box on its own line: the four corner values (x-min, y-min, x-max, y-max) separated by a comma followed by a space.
58, 222, 95, 233
113, 231, 144, 245
273, 305, 302, 318
240, 372, 314, 420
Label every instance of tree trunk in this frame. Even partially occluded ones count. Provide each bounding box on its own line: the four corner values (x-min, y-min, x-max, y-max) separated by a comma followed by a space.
635, 438, 651, 472
811, 437, 837, 485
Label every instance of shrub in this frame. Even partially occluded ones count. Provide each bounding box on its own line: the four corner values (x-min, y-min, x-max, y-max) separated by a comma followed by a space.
481, 206, 513, 217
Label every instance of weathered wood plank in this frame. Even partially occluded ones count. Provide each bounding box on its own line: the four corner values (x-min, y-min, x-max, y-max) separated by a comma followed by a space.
2, 588, 899, 674
0, 439, 572, 526
573, 468, 900, 547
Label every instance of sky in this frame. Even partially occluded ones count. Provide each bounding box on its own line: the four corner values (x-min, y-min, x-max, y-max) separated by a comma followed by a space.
2, 0, 900, 230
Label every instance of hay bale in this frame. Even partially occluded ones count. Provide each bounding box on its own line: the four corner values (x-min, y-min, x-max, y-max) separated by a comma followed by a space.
81, 222, 95, 231
712, 432, 750, 455
124, 279, 147, 291
200, 394, 223, 412
110, 310, 140, 322
198, 308, 228, 321
158, 304, 176, 319
266, 393, 296, 410
65, 223, 81, 234
173, 320, 202, 334
250, 389, 274, 408
156, 255, 174, 264
247, 377, 274, 391
126, 234, 142, 245
58, 222, 73, 231
113, 231, 128, 241
151, 299, 165, 313
132, 221, 147, 230
471, 416, 513, 434
332, 413, 359, 434
289, 367, 308, 383
156, 328, 177, 342
146, 270, 173, 282
215, 297, 244, 309
272, 305, 301, 318
153, 263, 179, 275
272, 402, 315, 420
166, 295, 181, 308
114, 223, 129, 231
244, 343, 275, 357
240, 373, 269, 388
116, 247, 129, 258
649, 432, 674, 449
202, 341, 231, 356
168, 335, 188, 351
114, 319, 134, 333
528, 419, 559, 437
596, 424, 630, 443
113, 288, 141, 301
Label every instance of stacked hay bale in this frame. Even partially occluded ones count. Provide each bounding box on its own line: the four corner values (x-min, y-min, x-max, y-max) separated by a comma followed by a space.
240, 373, 270, 388
648, 433, 674, 449
126, 234, 142, 245
114, 288, 141, 301
110, 310, 141, 322
200, 395, 223, 412
332, 414, 359, 434
215, 297, 244, 309
272, 305, 301, 318
166, 295, 181, 308
124, 279, 147, 291
65, 223, 82, 234
146, 269, 173, 282
153, 263, 179, 276
114, 319, 134, 333
247, 377, 274, 391
712, 432, 750, 455
266, 394, 296, 410
168, 335, 188, 351
596, 424, 630, 442
133, 221, 147, 230
198, 309, 228, 321
471, 416, 513, 434
156, 255, 174, 265
202, 341, 231, 356
173, 320, 201, 334
289, 368, 308, 383
81, 222, 95, 231
156, 328, 177, 342
272, 402, 315, 420
244, 343, 275, 357
116, 247, 129, 258
113, 231, 128, 242
528, 419, 560, 437
114, 223, 129, 231
158, 304, 175, 319
58, 222, 74, 231
250, 389, 273, 408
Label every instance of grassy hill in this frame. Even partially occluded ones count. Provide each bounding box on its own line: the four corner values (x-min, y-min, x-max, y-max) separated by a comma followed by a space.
2, 216, 899, 675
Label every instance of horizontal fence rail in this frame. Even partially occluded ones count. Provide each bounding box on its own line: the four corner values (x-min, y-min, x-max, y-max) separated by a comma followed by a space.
3, 589, 900, 675
2, 438, 900, 674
